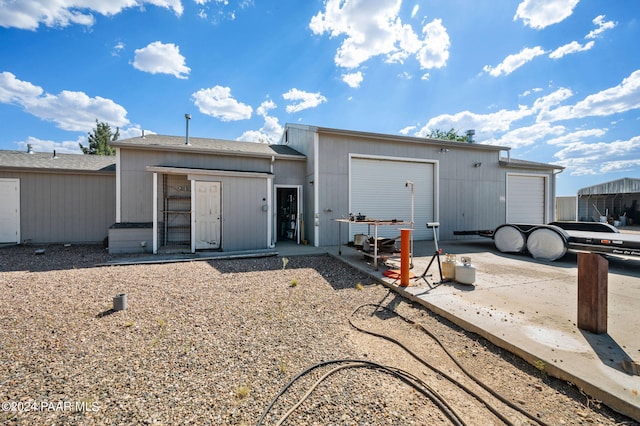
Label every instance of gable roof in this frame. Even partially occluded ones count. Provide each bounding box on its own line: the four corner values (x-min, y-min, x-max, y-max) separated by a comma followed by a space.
0, 150, 115, 173
112, 134, 306, 160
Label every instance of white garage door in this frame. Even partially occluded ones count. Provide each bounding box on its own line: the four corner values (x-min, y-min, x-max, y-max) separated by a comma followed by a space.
350, 157, 435, 240
0, 178, 20, 243
507, 174, 546, 224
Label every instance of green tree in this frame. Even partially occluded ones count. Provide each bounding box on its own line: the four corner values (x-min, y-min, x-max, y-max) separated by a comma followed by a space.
427, 128, 471, 143
80, 120, 119, 155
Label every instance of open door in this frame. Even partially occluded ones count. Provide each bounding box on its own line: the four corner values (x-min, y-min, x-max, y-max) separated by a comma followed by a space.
194, 181, 221, 249
276, 186, 301, 244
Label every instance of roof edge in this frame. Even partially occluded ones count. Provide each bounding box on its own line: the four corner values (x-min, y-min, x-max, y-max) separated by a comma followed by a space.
284, 123, 510, 152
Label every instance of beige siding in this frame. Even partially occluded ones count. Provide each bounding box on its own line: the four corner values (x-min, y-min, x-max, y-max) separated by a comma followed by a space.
0, 171, 115, 244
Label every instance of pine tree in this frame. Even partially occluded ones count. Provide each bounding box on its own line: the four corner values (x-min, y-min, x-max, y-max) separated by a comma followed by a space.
80, 120, 119, 155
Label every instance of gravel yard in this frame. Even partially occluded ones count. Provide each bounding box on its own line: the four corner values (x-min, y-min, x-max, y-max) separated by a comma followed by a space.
0, 244, 636, 425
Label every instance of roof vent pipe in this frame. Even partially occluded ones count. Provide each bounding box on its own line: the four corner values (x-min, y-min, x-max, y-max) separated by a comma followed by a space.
53, 150, 58, 159
466, 129, 475, 143
141, 129, 145, 139
27, 144, 34, 154
185, 113, 191, 146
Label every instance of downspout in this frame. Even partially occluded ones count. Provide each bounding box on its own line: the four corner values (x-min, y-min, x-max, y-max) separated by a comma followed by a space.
267, 178, 274, 248
313, 132, 320, 247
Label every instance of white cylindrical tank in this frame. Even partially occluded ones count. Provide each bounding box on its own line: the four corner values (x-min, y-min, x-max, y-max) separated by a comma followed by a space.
455, 257, 476, 285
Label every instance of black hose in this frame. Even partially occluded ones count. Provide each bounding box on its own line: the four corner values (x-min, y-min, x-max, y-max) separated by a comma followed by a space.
256, 359, 466, 426
350, 301, 551, 426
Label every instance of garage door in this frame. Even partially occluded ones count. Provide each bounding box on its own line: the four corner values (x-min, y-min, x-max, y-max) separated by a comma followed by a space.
350, 157, 435, 240
507, 174, 546, 224
0, 178, 20, 243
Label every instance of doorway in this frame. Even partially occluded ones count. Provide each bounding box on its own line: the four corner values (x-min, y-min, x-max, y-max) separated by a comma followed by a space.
276, 186, 301, 244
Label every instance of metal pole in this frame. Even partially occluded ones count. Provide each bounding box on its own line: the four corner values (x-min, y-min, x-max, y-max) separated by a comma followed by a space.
406, 181, 414, 266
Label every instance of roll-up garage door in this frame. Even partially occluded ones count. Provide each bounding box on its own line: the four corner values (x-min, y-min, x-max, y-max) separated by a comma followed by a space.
350, 157, 435, 240
507, 174, 546, 224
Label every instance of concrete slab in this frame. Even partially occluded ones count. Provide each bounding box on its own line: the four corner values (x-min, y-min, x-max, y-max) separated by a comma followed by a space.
330, 239, 640, 422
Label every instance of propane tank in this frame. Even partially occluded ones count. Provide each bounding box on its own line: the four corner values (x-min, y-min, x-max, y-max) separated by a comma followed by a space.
455, 256, 476, 285
442, 253, 458, 280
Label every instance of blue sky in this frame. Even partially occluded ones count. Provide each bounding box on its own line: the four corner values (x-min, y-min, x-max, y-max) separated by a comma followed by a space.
1, 0, 639, 196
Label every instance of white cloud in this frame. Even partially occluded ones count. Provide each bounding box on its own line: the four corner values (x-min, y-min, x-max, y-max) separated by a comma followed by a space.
119, 125, 155, 139
553, 136, 640, 175
399, 125, 416, 135
546, 128, 607, 145
514, 0, 579, 29
483, 46, 546, 77
490, 122, 566, 149
112, 41, 126, 57
282, 88, 327, 113
416, 106, 533, 141
0, 71, 129, 131
236, 100, 283, 144
17, 135, 85, 154
192, 85, 252, 121
0, 0, 183, 30
415, 19, 450, 69
538, 70, 640, 122
549, 40, 594, 59
309, 0, 450, 70
585, 15, 617, 39
342, 71, 364, 88
132, 41, 190, 79
0, 71, 43, 102
520, 87, 543, 97
410, 5, 419, 19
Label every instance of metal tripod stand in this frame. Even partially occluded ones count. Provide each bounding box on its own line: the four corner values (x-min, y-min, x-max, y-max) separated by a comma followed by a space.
414, 222, 446, 286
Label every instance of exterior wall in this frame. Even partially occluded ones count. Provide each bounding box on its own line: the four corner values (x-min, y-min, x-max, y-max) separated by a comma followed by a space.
283, 126, 317, 244
181, 173, 271, 251
116, 147, 306, 253
556, 196, 577, 221
284, 125, 557, 246
119, 148, 272, 223
108, 224, 153, 254
0, 170, 115, 244
302, 131, 509, 245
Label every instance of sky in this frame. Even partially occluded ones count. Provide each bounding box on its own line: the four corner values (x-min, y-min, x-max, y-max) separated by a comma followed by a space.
1, 0, 639, 196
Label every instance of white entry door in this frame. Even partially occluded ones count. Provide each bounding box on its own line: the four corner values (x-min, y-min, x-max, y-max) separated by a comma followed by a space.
0, 179, 20, 243
195, 181, 221, 249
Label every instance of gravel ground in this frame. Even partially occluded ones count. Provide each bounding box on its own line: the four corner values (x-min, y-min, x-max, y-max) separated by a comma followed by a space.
0, 244, 636, 425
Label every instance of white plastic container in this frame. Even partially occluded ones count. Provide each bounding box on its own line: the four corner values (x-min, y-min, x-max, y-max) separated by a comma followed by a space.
455, 257, 476, 285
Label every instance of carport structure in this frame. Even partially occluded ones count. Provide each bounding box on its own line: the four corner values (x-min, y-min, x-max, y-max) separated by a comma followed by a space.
577, 178, 640, 225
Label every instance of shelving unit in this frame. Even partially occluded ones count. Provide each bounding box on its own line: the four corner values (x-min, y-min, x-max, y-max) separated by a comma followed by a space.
278, 192, 297, 241
160, 175, 191, 248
